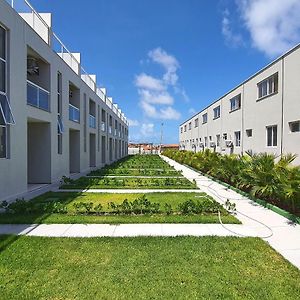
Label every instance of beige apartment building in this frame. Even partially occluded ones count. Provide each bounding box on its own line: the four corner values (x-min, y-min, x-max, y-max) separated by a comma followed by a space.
0, 0, 129, 200
179, 43, 300, 165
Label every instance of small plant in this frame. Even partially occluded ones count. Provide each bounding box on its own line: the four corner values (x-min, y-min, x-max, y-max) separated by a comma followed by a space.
164, 203, 173, 215
0, 200, 8, 209
94, 204, 103, 214
61, 176, 74, 185
225, 199, 236, 213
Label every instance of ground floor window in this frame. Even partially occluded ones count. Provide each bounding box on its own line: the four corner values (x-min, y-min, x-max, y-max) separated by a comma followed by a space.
266, 125, 277, 147
0, 125, 6, 158
234, 131, 241, 147
58, 133, 62, 154
289, 121, 300, 133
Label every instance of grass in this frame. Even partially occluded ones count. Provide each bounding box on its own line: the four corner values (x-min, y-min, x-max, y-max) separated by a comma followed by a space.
0, 236, 300, 300
60, 177, 197, 189
0, 192, 239, 224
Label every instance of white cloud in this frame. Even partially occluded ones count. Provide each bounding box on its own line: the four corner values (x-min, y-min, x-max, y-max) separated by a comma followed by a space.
140, 101, 181, 120
237, 0, 300, 57
138, 89, 174, 105
222, 9, 244, 47
159, 106, 181, 120
140, 123, 155, 137
127, 119, 140, 127
135, 47, 186, 121
148, 47, 179, 86
135, 73, 165, 91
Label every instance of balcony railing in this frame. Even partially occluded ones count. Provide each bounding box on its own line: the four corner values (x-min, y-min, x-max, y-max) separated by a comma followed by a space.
89, 114, 96, 129
10, 0, 129, 125
27, 80, 50, 111
101, 122, 106, 132
69, 103, 80, 123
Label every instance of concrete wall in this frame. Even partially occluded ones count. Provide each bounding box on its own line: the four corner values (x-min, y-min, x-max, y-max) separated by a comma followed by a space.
0, 1, 129, 200
179, 46, 300, 165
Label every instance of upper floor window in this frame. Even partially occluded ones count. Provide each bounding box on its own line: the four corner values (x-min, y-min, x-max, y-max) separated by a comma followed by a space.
230, 94, 241, 112
216, 134, 220, 146
202, 113, 207, 124
0, 27, 6, 95
180, 127, 183, 133
258, 73, 278, 99
213, 106, 220, 119
266, 125, 277, 147
184, 125, 187, 132
188, 122, 191, 130
194, 118, 199, 128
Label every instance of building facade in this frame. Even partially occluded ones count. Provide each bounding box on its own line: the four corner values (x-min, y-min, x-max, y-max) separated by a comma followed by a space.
179, 43, 300, 165
0, 0, 129, 200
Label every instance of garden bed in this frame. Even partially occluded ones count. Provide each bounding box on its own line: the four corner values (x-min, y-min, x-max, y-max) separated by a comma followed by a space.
60, 176, 198, 189
0, 192, 239, 224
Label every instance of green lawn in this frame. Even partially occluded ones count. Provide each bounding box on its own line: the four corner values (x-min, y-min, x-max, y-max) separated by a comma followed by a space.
60, 176, 197, 189
0, 192, 239, 224
0, 236, 299, 300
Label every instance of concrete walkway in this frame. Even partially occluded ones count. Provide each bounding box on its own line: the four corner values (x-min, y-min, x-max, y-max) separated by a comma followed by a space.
0, 223, 260, 238
161, 155, 300, 270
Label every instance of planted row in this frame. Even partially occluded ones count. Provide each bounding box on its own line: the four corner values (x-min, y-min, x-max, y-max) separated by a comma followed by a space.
60, 176, 197, 189
0, 195, 230, 216
163, 149, 300, 215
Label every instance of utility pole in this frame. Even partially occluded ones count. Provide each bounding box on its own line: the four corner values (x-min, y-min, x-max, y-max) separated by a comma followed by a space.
160, 122, 164, 153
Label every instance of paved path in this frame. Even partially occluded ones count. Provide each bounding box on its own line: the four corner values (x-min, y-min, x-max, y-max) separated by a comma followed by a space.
161, 155, 300, 270
0, 223, 260, 238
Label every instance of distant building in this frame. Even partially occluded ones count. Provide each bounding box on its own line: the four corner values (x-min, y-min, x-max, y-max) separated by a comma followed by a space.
161, 144, 179, 151
179, 44, 300, 165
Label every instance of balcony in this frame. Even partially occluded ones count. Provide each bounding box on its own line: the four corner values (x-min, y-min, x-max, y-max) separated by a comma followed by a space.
27, 80, 50, 111
69, 104, 80, 123
101, 122, 106, 132
89, 114, 96, 129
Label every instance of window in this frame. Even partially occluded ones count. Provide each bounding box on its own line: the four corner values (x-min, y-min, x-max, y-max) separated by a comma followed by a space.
246, 129, 252, 137
223, 133, 227, 140
202, 113, 207, 124
0, 25, 15, 158
0, 25, 6, 94
289, 121, 300, 133
230, 94, 241, 112
258, 73, 278, 99
204, 137, 208, 147
235, 131, 241, 147
194, 118, 199, 128
184, 125, 187, 132
213, 106, 220, 119
188, 122, 191, 130
180, 127, 183, 133
266, 125, 277, 147
209, 136, 212, 141
216, 134, 220, 146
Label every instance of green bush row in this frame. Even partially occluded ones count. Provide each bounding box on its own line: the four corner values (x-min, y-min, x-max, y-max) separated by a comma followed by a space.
163, 149, 300, 214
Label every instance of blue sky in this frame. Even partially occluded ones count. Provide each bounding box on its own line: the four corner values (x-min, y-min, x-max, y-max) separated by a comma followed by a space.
30, 0, 300, 144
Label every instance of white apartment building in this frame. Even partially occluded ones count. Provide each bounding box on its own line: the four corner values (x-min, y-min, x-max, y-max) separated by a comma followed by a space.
179, 43, 300, 165
0, 0, 129, 200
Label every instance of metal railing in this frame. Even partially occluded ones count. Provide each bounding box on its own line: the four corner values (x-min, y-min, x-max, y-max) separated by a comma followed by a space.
69, 103, 80, 123
27, 80, 50, 111
8, 0, 129, 126
89, 114, 96, 129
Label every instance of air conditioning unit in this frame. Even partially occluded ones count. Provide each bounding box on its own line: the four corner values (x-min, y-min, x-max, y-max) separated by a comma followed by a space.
225, 140, 233, 147
27, 57, 39, 75
210, 142, 216, 147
